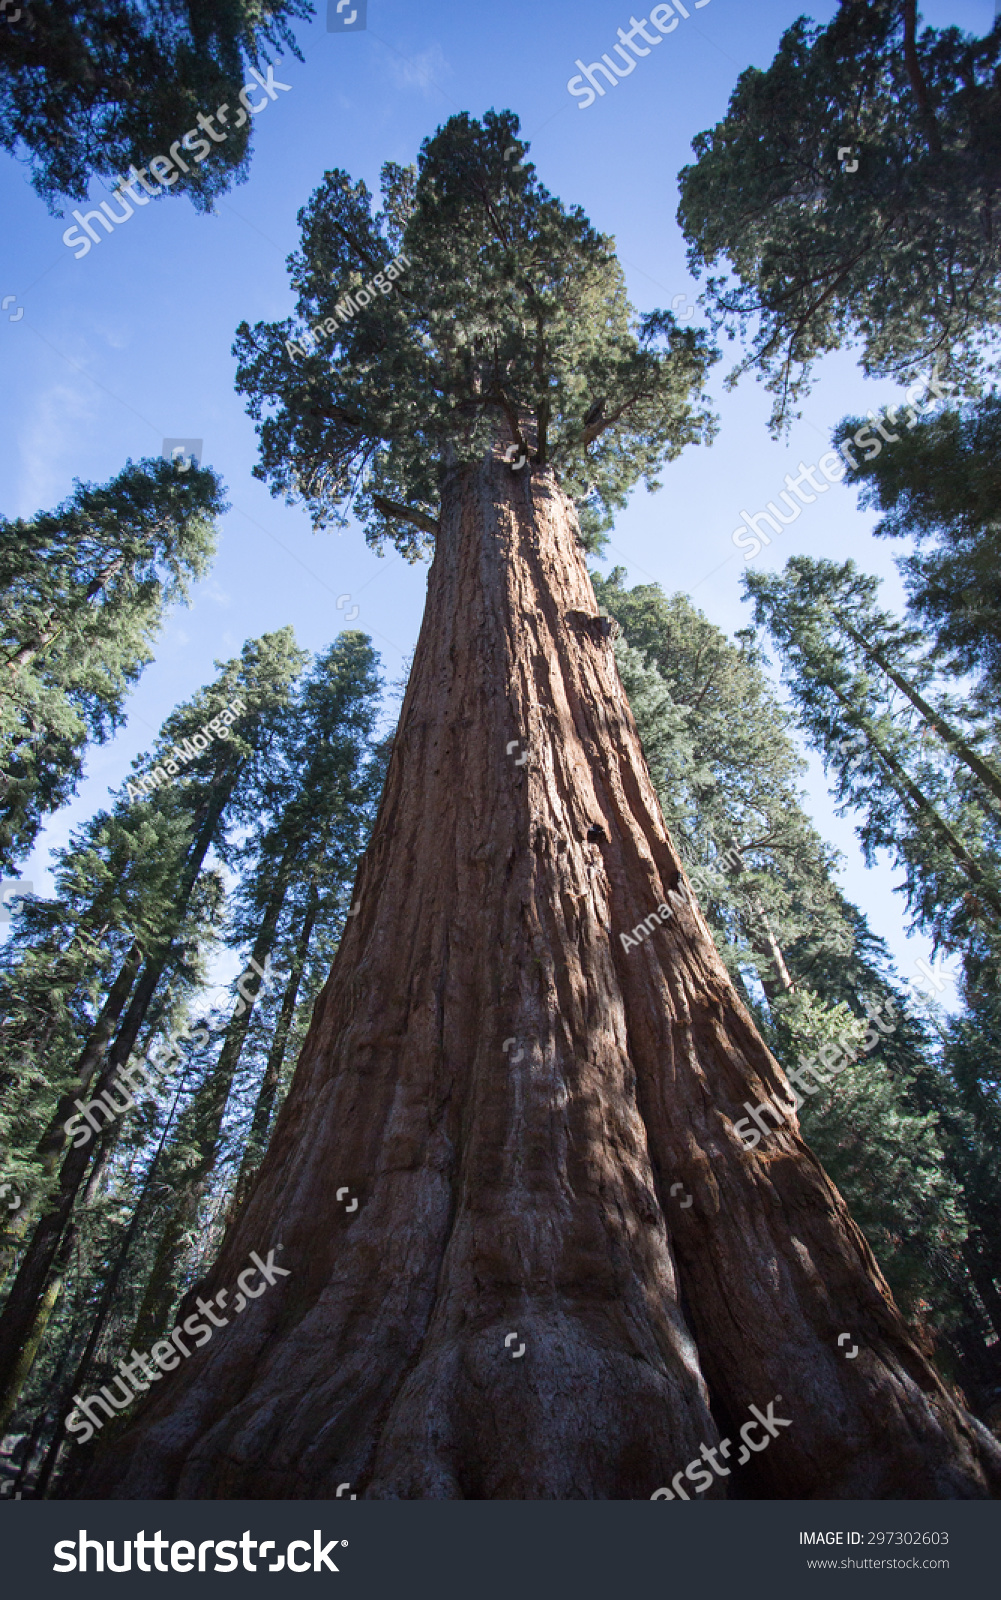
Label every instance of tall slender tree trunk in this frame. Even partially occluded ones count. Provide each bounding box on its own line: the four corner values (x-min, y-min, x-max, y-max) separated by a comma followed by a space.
0, 781, 235, 1415
3, 553, 127, 680
231, 881, 320, 1212
0, 1128, 115, 1432
0, 943, 143, 1418
833, 611, 1001, 809
129, 869, 290, 1350
36, 1064, 193, 1499
826, 681, 1001, 925
80, 451, 1001, 1500
724, 848, 795, 1000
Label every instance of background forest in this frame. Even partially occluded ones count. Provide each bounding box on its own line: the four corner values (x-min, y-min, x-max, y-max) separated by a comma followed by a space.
2, 0, 1000, 1496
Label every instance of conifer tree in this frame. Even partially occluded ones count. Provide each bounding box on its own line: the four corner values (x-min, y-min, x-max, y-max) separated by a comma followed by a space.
0, 456, 223, 870
0, 802, 225, 1434
0, 0, 310, 211
832, 397, 1001, 696
82, 111, 1000, 1500
0, 629, 305, 1420
744, 557, 1001, 949
130, 631, 384, 1349
676, 1, 1001, 429
7, 1017, 220, 1497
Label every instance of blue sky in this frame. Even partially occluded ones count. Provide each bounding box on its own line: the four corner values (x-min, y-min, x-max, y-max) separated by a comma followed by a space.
2, 0, 993, 1007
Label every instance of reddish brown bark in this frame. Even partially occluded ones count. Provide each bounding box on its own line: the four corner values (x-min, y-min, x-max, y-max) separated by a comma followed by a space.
81, 450, 1001, 1500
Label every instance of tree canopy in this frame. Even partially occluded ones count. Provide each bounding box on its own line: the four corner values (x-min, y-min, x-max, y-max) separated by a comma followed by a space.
234, 108, 718, 558
0, 456, 224, 870
833, 397, 1001, 693
677, 0, 1001, 430
744, 555, 1001, 955
0, 0, 310, 211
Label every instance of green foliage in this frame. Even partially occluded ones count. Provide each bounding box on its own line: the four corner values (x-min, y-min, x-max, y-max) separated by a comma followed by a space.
777, 990, 968, 1326
0, 630, 303, 1320
131, 625, 309, 837
0, 791, 219, 1265
234, 109, 718, 558
0, 628, 387, 1421
744, 555, 1001, 953
833, 397, 1001, 694
0, 456, 224, 871
224, 634, 386, 1167
0, 0, 311, 211
131, 632, 386, 1337
677, 1, 1001, 430
593, 568, 858, 1002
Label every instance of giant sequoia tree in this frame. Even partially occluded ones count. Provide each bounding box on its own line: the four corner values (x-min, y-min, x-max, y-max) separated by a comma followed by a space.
677, 0, 1001, 430
80, 110, 1001, 1500
0, 0, 309, 211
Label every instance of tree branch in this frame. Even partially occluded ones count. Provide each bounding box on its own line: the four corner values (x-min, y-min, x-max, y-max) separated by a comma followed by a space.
371, 495, 440, 538
903, 0, 942, 154
309, 403, 371, 431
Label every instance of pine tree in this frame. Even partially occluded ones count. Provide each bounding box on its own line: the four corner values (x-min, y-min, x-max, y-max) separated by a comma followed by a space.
80, 111, 1000, 1499
0, 455, 223, 871
745, 555, 1001, 1386
0, 0, 309, 211
832, 396, 1001, 696
744, 556, 1001, 950
8, 1017, 220, 1496
0, 629, 305, 1421
130, 631, 384, 1349
0, 799, 225, 1435
676, 1, 1001, 430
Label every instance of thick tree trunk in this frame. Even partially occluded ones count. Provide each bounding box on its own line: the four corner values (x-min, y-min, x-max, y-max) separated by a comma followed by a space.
79, 451, 1001, 1500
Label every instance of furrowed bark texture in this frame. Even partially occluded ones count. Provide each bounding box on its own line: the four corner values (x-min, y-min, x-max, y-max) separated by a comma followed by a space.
82, 452, 1001, 1500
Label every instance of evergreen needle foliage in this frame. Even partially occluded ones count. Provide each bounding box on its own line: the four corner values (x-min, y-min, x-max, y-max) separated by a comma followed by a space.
677, 0, 1001, 431
0, 456, 225, 871
0, 0, 311, 211
832, 396, 1001, 695
744, 555, 1001, 954
234, 108, 718, 557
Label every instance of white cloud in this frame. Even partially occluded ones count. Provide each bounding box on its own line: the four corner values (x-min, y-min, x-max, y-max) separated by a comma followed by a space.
14, 381, 94, 516
385, 42, 451, 98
